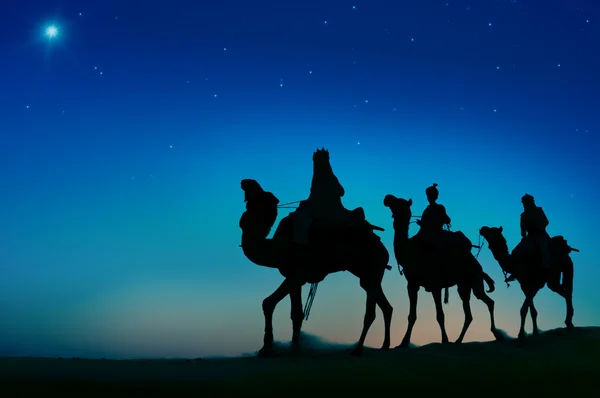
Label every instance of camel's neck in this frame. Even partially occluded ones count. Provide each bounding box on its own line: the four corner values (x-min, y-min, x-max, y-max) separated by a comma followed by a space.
487, 240, 512, 274
392, 220, 410, 263
240, 231, 281, 269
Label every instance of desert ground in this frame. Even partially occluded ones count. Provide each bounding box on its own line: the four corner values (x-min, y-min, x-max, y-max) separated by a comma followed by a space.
1, 327, 599, 396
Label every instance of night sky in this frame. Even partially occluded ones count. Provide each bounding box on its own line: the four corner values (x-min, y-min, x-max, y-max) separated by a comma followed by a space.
1, 0, 598, 359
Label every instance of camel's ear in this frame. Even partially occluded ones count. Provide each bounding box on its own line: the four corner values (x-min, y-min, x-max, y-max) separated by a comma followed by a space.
499, 226, 503, 233
408, 198, 412, 206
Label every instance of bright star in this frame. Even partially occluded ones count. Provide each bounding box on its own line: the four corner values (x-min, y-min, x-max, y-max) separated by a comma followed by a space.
45, 25, 58, 39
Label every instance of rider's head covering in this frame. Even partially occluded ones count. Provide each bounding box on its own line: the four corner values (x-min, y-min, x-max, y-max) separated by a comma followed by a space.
241, 179, 264, 201
425, 183, 439, 199
521, 193, 535, 204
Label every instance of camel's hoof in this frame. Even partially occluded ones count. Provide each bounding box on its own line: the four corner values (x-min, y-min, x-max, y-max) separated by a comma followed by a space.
566, 322, 575, 329
532, 329, 540, 336
441, 339, 450, 345
518, 332, 526, 340
380, 345, 390, 351
454, 339, 464, 344
492, 330, 505, 341
257, 346, 278, 358
350, 347, 363, 357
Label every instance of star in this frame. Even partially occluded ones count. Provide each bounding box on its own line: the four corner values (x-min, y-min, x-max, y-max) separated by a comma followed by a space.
45, 25, 58, 39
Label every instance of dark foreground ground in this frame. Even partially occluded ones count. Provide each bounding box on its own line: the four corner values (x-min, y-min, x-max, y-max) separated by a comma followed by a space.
1, 327, 599, 397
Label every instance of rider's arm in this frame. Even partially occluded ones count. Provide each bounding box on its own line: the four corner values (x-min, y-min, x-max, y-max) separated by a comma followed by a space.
539, 207, 549, 228
334, 176, 345, 197
439, 205, 451, 225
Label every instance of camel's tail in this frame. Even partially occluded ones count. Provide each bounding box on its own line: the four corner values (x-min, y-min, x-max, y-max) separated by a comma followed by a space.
444, 287, 450, 304
483, 272, 495, 293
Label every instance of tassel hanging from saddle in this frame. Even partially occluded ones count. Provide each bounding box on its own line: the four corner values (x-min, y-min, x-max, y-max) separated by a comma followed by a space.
444, 287, 449, 304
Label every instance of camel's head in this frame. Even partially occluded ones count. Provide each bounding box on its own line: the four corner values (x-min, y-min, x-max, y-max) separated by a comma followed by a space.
313, 147, 330, 166
479, 226, 505, 246
239, 179, 279, 238
383, 195, 412, 224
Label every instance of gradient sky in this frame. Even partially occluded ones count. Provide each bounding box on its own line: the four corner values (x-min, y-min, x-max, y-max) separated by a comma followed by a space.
0, 0, 598, 359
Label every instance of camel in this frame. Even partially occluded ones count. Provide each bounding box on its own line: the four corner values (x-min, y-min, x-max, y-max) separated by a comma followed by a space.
383, 195, 502, 347
478, 226, 577, 339
239, 178, 394, 357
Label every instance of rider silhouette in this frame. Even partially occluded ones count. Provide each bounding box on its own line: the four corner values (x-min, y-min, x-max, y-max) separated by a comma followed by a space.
416, 183, 451, 246
292, 149, 350, 244
506, 193, 551, 282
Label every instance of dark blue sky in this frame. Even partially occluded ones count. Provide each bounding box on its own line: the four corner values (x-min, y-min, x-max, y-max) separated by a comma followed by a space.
1, 0, 598, 359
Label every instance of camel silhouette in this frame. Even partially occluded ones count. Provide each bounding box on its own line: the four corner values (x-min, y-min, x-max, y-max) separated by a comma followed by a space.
238, 150, 394, 357
479, 226, 577, 338
383, 195, 502, 347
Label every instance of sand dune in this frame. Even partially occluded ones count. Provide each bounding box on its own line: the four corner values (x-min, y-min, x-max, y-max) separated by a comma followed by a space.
1, 327, 599, 396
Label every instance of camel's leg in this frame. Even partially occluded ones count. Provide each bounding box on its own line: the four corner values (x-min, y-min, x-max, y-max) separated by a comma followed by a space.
399, 284, 419, 348
547, 276, 572, 327
564, 294, 574, 329
454, 283, 473, 344
432, 289, 449, 344
471, 275, 499, 339
561, 266, 575, 329
351, 295, 376, 357
352, 278, 393, 356
259, 278, 295, 357
290, 285, 304, 348
529, 299, 539, 335
518, 294, 534, 339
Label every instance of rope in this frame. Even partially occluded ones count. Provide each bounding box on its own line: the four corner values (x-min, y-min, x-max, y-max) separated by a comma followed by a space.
503, 270, 511, 288
474, 233, 484, 259
303, 282, 319, 320
278, 200, 302, 208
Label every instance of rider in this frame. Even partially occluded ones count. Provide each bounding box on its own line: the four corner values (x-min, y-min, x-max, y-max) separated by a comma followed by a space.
415, 183, 451, 247
292, 149, 352, 245
506, 194, 551, 282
